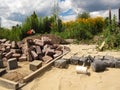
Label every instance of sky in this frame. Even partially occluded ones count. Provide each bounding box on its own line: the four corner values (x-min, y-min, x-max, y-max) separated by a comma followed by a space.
0, 0, 120, 28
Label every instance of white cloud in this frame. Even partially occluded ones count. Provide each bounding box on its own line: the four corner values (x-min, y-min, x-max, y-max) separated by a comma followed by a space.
0, 0, 120, 28
1, 17, 21, 29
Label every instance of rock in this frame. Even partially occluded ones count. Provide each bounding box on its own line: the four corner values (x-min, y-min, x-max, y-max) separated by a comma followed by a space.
29, 60, 42, 71
70, 56, 80, 65
91, 60, 106, 72
54, 59, 67, 68
7, 58, 18, 70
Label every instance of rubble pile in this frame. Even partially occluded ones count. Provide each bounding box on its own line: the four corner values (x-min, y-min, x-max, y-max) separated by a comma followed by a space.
0, 37, 69, 64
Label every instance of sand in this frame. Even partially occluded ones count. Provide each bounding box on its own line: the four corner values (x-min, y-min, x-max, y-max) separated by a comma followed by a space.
1, 44, 120, 90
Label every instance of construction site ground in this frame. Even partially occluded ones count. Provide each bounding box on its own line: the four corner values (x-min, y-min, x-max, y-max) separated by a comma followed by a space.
1, 44, 120, 90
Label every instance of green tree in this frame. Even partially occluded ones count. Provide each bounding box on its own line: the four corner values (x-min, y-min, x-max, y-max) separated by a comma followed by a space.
77, 12, 90, 19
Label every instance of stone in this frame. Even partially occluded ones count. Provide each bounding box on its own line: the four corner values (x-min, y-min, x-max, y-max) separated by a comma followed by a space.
0, 69, 6, 76
30, 51, 38, 60
53, 50, 62, 58
12, 53, 21, 58
54, 59, 67, 68
5, 51, 13, 59
0, 60, 4, 68
7, 58, 18, 70
91, 60, 106, 72
45, 49, 55, 57
115, 60, 120, 68
42, 55, 53, 63
29, 60, 42, 71
35, 46, 42, 54
18, 55, 27, 62
70, 56, 80, 65
11, 41, 17, 49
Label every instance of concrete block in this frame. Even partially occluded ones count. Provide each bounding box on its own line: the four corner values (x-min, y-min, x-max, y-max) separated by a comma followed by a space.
0, 69, 6, 76
115, 60, 120, 68
12, 53, 21, 58
7, 58, 18, 70
54, 59, 67, 68
70, 56, 80, 65
29, 60, 42, 71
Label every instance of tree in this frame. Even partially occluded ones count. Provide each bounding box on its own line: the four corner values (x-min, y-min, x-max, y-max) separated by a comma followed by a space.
77, 12, 90, 19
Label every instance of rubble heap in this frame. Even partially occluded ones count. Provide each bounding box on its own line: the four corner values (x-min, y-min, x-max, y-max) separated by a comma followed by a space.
0, 37, 69, 64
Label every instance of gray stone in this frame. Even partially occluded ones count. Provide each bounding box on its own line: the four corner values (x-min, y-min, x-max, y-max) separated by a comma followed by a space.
115, 60, 120, 68
70, 56, 80, 65
30, 51, 38, 60
29, 60, 42, 71
7, 58, 18, 70
54, 59, 67, 68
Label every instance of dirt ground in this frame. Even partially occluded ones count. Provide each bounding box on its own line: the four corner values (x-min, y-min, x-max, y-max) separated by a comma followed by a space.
1, 44, 120, 90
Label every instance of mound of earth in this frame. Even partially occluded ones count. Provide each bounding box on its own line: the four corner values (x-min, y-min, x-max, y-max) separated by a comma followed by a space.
22, 34, 68, 44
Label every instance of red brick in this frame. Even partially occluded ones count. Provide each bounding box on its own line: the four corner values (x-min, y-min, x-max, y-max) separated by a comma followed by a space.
42, 55, 53, 63
30, 51, 38, 60
5, 51, 13, 59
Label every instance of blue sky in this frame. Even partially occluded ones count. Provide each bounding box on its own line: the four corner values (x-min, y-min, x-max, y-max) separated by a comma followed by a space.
0, 0, 120, 28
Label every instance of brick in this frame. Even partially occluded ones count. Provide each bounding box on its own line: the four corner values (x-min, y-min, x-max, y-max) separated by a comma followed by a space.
11, 49, 22, 54
35, 46, 42, 54
5, 51, 13, 59
0, 69, 6, 76
18, 55, 27, 62
30, 51, 38, 60
12, 53, 21, 58
7, 58, 18, 70
0, 39, 7, 43
27, 53, 33, 62
53, 50, 62, 58
115, 60, 120, 68
11, 41, 17, 49
5, 46, 10, 52
29, 60, 42, 71
42, 55, 53, 63
5, 40, 10, 44
34, 40, 44, 47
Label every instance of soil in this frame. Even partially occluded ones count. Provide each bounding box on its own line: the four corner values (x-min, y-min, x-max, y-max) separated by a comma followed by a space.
1, 44, 120, 90
21, 44, 120, 90
22, 34, 68, 44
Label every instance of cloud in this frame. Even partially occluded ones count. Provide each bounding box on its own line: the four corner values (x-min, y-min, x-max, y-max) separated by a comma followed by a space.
0, 0, 120, 28
1, 17, 21, 29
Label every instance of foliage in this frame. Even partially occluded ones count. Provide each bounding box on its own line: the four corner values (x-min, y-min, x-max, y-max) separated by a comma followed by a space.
57, 17, 105, 40
102, 15, 120, 49
77, 12, 90, 19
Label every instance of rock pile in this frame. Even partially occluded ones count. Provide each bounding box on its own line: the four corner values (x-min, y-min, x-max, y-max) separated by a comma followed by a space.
0, 37, 69, 64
